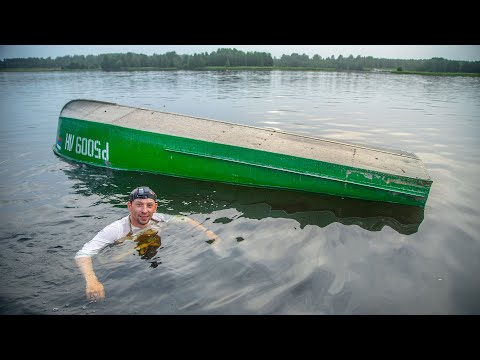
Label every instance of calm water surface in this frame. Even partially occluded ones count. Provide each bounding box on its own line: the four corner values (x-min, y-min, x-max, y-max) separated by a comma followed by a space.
0, 70, 479, 314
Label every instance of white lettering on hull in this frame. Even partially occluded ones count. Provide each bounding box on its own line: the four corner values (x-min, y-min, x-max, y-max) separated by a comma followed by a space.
64, 133, 109, 161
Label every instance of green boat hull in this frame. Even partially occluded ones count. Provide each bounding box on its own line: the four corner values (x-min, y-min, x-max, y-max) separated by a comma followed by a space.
54, 102, 432, 207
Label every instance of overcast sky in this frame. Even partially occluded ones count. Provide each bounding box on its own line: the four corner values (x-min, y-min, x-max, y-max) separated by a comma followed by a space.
1, 45, 479, 62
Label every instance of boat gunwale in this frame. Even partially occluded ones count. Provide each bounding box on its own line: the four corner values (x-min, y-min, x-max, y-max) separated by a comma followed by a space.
164, 147, 430, 198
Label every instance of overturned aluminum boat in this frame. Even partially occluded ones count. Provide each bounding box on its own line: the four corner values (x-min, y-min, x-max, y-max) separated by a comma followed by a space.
53, 99, 432, 207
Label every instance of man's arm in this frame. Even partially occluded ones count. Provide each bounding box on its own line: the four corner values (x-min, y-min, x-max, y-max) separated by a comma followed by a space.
75, 256, 105, 301
74, 222, 121, 300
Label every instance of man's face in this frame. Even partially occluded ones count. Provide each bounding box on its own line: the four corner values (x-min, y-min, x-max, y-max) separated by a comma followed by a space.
128, 198, 157, 227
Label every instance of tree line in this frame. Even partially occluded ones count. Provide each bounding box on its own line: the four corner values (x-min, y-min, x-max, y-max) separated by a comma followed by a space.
1, 48, 479, 73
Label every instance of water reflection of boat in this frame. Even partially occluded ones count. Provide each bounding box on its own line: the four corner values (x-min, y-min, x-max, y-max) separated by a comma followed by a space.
60, 162, 424, 235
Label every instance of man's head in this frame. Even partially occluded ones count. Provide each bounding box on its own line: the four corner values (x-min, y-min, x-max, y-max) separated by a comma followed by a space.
127, 186, 158, 227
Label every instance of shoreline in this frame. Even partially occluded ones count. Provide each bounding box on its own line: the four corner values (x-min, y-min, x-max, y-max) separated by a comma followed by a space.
1, 67, 478, 77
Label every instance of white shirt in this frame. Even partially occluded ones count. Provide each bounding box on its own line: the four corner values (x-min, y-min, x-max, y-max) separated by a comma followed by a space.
75, 213, 187, 258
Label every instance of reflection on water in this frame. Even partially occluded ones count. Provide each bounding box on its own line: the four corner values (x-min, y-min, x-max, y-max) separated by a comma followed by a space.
60, 158, 424, 236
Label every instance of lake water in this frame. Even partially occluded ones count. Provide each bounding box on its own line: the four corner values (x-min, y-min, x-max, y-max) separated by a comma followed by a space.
0, 70, 479, 314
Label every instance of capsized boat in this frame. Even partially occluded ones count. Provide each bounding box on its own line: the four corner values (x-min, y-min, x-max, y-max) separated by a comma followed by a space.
53, 99, 432, 207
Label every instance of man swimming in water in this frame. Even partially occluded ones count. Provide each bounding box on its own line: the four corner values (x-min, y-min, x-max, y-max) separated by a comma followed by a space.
75, 186, 221, 301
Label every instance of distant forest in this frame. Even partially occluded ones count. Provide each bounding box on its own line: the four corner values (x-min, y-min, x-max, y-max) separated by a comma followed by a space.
1, 48, 479, 73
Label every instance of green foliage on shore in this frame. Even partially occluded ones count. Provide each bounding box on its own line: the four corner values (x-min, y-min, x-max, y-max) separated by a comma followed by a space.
1, 48, 479, 75
390, 70, 480, 77
0, 67, 63, 72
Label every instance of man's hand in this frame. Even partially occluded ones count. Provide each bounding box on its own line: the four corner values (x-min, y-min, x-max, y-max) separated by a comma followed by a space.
86, 278, 105, 301
76, 256, 106, 301
205, 229, 222, 244
185, 217, 222, 244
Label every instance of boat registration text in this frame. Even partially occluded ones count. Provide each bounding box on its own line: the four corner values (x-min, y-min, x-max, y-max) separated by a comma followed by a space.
62, 133, 109, 161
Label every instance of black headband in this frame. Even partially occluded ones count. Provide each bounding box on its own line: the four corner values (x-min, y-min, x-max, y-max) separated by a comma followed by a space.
129, 186, 157, 202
